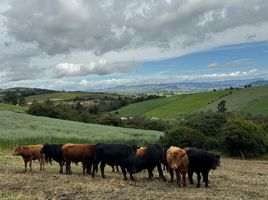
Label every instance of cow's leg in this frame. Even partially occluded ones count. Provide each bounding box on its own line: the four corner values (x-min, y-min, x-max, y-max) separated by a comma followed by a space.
38, 158, 42, 171
42, 156, 45, 170
66, 161, 71, 174
188, 170, 194, 184
112, 165, 115, 172
100, 162, 106, 178
82, 162, 87, 175
176, 170, 181, 187
59, 162, 63, 174
148, 169, 153, 179
29, 159, 32, 172
87, 161, 92, 175
92, 161, 98, 177
182, 171, 187, 187
129, 173, 135, 181
24, 159, 28, 172
169, 169, 174, 183
202, 171, 209, 187
157, 163, 166, 181
197, 172, 201, 188
120, 166, 128, 181
116, 165, 119, 172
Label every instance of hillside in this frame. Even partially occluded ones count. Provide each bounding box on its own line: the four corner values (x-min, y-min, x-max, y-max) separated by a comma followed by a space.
115, 86, 268, 119
0, 110, 163, 150
116, 89, 235, 119
198, 86, 268, 115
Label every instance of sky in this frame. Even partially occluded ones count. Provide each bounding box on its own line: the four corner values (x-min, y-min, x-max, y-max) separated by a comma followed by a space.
0, 0, 268, 91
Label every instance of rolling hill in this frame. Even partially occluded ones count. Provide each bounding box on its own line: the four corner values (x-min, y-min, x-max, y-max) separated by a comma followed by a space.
0, 110, 163, 150
115, 86, 268, 119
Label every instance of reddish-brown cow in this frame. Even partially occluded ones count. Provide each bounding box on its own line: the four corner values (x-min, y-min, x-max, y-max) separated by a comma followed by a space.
61, 144, 95, 175
136, 147, 146, 158
166, 146, 189, 187
13, 144, 44, 172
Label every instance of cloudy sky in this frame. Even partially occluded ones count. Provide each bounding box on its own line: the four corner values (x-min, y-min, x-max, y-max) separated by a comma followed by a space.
0, 0, 268, 91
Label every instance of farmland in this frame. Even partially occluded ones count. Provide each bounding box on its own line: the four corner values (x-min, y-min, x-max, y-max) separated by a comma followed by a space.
0, 153, 267, 200
0, 110, 163, 150
116, 86, 268, 119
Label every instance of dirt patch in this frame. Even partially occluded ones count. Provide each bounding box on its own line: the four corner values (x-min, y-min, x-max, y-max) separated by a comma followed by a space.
0, 152, 268, 200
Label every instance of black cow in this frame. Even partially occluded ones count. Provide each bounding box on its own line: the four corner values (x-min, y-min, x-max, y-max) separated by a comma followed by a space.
185, 148, 220, 187
134, 144, 166, 181
92, 144, 137, 180
41, 144, 64, 173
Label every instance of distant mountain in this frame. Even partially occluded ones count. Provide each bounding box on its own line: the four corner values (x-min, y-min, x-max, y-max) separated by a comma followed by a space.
0, 87, 57, 101
250, 80, 268, 86
90, 78, 267, 93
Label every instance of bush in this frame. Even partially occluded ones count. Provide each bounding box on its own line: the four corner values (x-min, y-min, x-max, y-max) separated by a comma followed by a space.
159, 126, 211, 149
184, 112, 227, 137
222, 118, 267, 158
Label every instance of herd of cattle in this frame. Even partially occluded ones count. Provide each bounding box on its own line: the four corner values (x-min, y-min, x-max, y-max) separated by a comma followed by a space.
13, 143, 220, 188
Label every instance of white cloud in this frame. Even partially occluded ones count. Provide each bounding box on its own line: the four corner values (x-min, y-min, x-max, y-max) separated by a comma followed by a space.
0, 0, 268, 87
55, 60, 138, 78
51, 68, 265, 90
207, 62, 220, 68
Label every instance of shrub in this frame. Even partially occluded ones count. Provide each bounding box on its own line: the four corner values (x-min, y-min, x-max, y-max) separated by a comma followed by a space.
159, 126, 210, 149
222, 117, 267, 158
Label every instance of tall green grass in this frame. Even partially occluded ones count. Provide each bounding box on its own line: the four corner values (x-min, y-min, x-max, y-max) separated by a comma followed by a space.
0, 110, 163, 150
0, 103, 26, 113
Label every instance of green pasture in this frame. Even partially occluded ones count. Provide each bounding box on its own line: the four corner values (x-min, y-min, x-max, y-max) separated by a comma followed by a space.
25, 92, 90, 103
116, 90, 232, 119
0, 103, 26, 113
0, 110, 163, 150
199, 86, 268, 115
244, 96, 268, 116
115, 95, 183, 117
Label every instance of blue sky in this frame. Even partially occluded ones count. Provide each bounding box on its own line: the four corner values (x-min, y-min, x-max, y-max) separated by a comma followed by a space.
0, 1, 268, 90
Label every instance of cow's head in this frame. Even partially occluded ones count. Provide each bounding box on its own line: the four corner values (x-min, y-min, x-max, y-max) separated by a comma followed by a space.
124, 155, 137, 174
12, 145, 25, 156
169, 152, 185, 170
211, 154, 221, 170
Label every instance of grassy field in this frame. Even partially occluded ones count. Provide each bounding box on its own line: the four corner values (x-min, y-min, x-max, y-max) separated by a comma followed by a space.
0, 110, 163, 150
116, 90, 233, 119
199, 86, 268, 114
0, 103, 26, 113
116, 86, 268, 119
25, 92, 91, 103
0, 153, 267, 200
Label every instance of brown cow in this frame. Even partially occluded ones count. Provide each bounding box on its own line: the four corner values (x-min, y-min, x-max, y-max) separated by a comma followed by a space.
136, 147, 146, 158
13, 144, 44, 172
166, 146, 189, 187
61, 144, 95, 175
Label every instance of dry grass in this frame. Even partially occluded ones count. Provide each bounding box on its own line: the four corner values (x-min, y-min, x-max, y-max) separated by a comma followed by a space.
0, 152, 267, 200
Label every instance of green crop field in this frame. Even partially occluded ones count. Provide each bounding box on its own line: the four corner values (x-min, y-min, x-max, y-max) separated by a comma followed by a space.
25, 92, 91, 103
244, 96, 268, 116
0, 103, 26, 113
115, 86, 268, 119
116, 90, 234, 119
199, 86, 268, 115
0, 110, 163, 150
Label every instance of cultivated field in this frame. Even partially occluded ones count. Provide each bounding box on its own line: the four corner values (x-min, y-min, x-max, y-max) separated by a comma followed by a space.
0, 152, 267, 200
0, 110, 162, 150
116, 86, 268, 119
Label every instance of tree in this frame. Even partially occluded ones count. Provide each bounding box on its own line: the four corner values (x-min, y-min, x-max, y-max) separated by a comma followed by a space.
222, 118, 267, 158
18, 96, 27, 106
3, 91, 18, 105
217, 100, 227, 113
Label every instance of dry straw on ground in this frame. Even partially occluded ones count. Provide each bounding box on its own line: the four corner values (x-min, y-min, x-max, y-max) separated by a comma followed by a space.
0, 152, 267, 200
